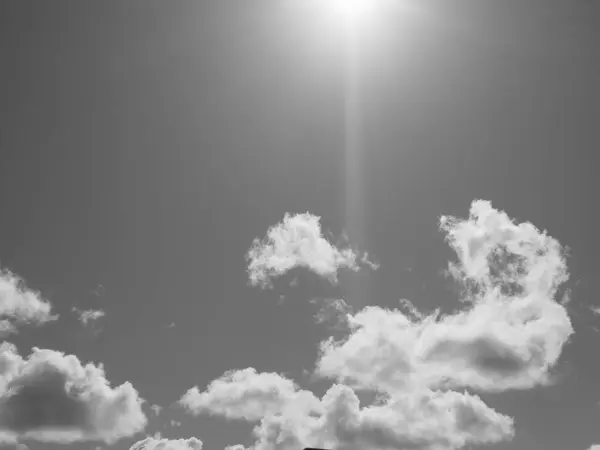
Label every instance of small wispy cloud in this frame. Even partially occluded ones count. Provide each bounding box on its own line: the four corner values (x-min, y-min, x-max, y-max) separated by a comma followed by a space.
398, 298, 427, 321
311, 297, 353, 330
91, 284, 105, 298
589, 306, 600, 316
360, 252, 380, 270
72, 307, 105, 326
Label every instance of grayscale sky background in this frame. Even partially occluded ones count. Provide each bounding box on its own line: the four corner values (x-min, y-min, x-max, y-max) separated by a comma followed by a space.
0, 1, 599, 450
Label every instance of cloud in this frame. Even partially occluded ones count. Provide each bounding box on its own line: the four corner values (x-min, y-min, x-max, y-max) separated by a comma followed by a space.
179, 368, 321, 421
72, 308, 105, 326
360, 252, 380, 271
176, 200, 571, 450
91, 284, 105, 298
0, 269, 57, 335
312, 298, 353, 330
0, 342, 147, 445
130, 436, 203, 450
246, 213, 374, 289
316, 200, 572, 393
150, 404, 162, 416
398, 298, 426, 321
182, 369, 513, 450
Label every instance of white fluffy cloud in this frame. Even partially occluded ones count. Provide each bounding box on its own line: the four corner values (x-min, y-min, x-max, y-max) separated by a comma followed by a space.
316, 200, 572, 393
0, 269, 56, 335
179, 368, 321, 421
247, 213, 374, 288
181, 369, 513, 450
0, 342, 147, 445
130, 436, 203, 450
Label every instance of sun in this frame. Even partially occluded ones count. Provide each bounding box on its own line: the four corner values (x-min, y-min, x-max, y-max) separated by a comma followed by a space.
327, 0, 375, 22
288, 0, 413, 37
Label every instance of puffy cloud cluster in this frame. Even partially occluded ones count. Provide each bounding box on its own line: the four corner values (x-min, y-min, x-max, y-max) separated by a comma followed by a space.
176, 200, 575, 450
179, 368, 513, 450
0, 342, 147, 445
0, 269, 56, 336
316, 200, 572, 393
130, 436, 203, 450
246, 213, 374, 289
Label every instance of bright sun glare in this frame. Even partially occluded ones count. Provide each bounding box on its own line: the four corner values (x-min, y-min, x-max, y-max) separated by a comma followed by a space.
327, 0, 374, 21
315, 0, 407, 34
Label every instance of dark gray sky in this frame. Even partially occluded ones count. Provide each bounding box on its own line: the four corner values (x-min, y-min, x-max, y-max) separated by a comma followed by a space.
0, 1, 599, 450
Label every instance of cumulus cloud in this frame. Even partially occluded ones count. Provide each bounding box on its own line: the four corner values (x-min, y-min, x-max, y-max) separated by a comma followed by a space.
316, 200, 572, 393
179, 368, 321, 421
0, 342, 147, 445
182, 369, 513, 450
130, 436, 203, 450
0, 269, 56, 335
246, 213, 375, 289
72, 308, 105, 326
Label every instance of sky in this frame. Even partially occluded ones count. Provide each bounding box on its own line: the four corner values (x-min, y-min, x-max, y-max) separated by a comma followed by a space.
0, 1, 599, 450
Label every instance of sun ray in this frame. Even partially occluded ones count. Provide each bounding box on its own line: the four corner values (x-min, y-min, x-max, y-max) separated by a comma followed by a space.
343, 20, 368, 307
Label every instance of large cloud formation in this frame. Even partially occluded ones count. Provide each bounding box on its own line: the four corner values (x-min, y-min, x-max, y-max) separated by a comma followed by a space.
0, 269, 56, 336
179, 368, 513, 450
316, 200, 572, 393
246, 213, 373, 288
0, 342, 147, 445
177, 200, 572, 450
130, 436, 203, 450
